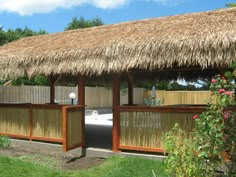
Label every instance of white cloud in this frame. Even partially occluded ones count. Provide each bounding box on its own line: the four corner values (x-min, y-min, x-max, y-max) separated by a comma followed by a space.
0, 0, 188, 16
0, 0, 129, 15
146, 0, 188, 6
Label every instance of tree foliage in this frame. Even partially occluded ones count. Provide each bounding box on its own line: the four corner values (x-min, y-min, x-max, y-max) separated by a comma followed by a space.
0, 27, 47, 46
11, 76, 48, 86
65, 16, 103, 31
0, 26, 48, 85
226, 3, 236, 7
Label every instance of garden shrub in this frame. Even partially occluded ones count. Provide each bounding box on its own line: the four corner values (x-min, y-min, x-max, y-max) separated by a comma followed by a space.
163, 124, 203, 177
0, 136, 11, 148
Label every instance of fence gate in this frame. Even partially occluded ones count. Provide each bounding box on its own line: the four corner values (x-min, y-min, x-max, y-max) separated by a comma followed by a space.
62, 106, 84, 152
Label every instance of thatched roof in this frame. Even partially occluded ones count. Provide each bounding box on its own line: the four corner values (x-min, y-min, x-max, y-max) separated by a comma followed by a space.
0, 7, 236, 79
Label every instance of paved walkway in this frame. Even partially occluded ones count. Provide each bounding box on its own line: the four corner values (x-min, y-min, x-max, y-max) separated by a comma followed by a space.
85, 124, 112, 149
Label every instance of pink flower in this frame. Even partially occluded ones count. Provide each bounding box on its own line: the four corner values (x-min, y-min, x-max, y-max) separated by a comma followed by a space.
193, 115, 198, 119
225, 91, 231, 96
224, 111, 231, 120
211, 79, 216, 83
219, 89, 225, 94
221, 76, 226, 80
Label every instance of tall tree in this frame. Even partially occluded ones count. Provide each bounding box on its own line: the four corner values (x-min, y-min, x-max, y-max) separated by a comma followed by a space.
4, 27, 47, 44
0, 26, 48, 85
0, 26, 47, 46
11, 76, 48, 86
65, 16, 103, 31
0, 27, 7, 45
226, 3, 236, 7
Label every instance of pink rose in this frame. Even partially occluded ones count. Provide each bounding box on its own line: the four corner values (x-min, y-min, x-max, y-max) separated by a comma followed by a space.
225, 91, 231, 96
193, 115, 198, 119
219, 89, 225, 94
211, 79, 216, 83
223, 111, 231, 120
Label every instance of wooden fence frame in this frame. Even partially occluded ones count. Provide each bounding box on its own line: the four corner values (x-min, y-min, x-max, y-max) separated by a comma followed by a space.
62, 105, 85, 151
117, 105, 207, 153
0, 103, 85, 152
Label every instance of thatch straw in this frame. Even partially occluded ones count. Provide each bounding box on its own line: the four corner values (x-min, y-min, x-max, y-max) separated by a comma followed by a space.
0, 7, 236, 78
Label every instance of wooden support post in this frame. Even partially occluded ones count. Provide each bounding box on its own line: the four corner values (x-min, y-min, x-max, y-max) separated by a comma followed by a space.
50, 84, 55, 104
112, 74, 120, 152
77, 75, 86, 150
127, 72, 134, 105
78, 75, 85, 105
48, 75, 61, 104
62, 107, 67, 152
29, 106, 33, 141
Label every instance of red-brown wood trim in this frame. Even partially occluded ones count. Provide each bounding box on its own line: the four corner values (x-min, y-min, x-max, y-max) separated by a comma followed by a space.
29, 106, 33, 141
62, 107, 67, 152
63, 105, 85, 111
112, 73, 121, 152
0, 132, 63, 143
82, 106, 85, 147
127, 72, 134, 105
119, 145, 164, 153
118, 105, 208, 113
32, 104, 64, 109
48, 75, 61, 104
50, 84, 55, 104
64, 142, 84, 152
78, 75, 85, 105
78, 75, 85, 147
0, 133, 30, 139
53, 75, 62, 85
31, 136, 63, 143
0, 103, 32, 108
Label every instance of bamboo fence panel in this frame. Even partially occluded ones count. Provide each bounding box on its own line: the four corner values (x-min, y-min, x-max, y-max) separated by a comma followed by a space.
120, 111, 196, 148
0, 107, 30, 136
0, 86, 144, 108
32, 108, 62, 139
144, 90, 211, 105
66, 110, 83, 148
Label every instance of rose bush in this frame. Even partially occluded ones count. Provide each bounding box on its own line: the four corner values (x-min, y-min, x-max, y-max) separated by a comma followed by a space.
193, 74, 235, 176
163, 63, 236, 177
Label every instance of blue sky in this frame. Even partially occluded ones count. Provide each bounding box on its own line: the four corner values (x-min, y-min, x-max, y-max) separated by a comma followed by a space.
0, 0, 233, 33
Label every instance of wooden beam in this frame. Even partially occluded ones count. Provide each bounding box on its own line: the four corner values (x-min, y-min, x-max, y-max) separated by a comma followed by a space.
112, 73, 121, 152
77, 75, 85, 148
3, 80, 13, 86
119, 145, 164, 153
48, 75, 61, 104
127, 72, 134, 105
77, 75, 85, 105
62, 107, 67, 152
49, 84, 55, 104
29, 106, 33, 141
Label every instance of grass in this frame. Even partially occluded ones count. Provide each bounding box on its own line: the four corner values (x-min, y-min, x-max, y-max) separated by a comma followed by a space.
17, 153, 59, 169
0, 155, 67, 177
0, 155, 168, 177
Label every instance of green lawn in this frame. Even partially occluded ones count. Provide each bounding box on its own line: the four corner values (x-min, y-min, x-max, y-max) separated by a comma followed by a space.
0, 155, 168, 177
